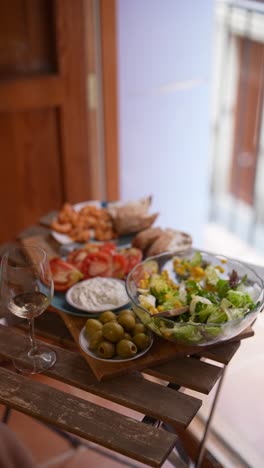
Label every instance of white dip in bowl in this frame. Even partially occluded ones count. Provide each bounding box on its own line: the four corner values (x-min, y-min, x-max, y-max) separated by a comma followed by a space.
66, 277, 130, 312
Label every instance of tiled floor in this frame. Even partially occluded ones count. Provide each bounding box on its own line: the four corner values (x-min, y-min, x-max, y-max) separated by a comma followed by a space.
2, 222, 264, 468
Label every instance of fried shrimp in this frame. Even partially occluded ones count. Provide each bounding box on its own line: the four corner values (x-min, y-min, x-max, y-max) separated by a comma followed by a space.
51, 221, 72, 234
70, 228, 91, 242
51, 202, 115, 242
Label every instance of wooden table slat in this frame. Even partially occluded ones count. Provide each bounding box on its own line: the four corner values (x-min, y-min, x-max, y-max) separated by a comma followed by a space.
0, 326, 202, 429
198, 341, 241, 365
144, 357, 224, 394
19, 311, 252, 369
0, 366, 176, 467
17, 311, 75, 349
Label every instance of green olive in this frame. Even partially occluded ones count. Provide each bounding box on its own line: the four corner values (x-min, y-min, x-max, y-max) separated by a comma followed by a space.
123, 332, 132, 340
118, 314, 136, 331
97, 341, 115, 359
133, 333, 151, 350
85, 319, 103, 337
119, 309, 136, 319
133, 323, 147, 336
116, 339, 137, 358
89, 330, 104, 350
99, 310, 117, 324
102, 321, 124, 343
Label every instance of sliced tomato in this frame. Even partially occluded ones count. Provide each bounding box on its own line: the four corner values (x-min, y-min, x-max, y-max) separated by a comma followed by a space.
50, 257, 83, 291
80, 251, 112, 279
119, 247, 143, 274
112, 253, 128, 279
99, 242, 117, 254
67, 248, 89, 270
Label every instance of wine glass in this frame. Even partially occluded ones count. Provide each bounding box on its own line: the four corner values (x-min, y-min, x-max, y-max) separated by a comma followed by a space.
1, 245, 56, 374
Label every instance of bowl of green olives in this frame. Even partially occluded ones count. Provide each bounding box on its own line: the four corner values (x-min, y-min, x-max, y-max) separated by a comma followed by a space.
79, 309, 153, 362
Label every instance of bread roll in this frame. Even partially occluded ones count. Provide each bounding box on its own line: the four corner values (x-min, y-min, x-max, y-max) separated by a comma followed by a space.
108, 195, 158, 236
113, 212, 158, 236
108, 195, 152, 220
146, 229, 192, 257
132, 227, 163, 252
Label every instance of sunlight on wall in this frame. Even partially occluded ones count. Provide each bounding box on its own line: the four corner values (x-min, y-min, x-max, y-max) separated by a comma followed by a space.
117, 0, 214, 248
204, 222, 264, 266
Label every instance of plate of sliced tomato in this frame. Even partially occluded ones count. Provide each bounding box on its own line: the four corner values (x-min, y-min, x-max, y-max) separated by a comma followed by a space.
49, 242, 143, 316
66, 242, 142, 281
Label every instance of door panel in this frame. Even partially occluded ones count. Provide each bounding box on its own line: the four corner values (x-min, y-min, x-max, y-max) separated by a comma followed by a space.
0, 0, 56, 77
0, 109, 63, 241
0, 0, 101, 243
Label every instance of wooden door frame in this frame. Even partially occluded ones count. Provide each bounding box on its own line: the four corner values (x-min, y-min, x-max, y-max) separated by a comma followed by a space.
55, 0, 93, 203
65, 0, 119, 202
83, 0, 119, 202
55, 0, 119, 203
99, 0, 119, 201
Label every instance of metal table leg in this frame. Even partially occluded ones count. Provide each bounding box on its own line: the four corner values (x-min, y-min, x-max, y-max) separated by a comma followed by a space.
154, 366, 227, 467
194, 365, 227, 468
2, 406, 11, 424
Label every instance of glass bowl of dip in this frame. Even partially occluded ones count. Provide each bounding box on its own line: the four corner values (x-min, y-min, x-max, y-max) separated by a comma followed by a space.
126, 249, 264, 347
66, 277, 131, 313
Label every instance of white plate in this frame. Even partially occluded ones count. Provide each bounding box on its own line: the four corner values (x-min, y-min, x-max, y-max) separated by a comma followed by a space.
65, 278, 131, 313
79, 326, 153, 362
51, 200, 102, 245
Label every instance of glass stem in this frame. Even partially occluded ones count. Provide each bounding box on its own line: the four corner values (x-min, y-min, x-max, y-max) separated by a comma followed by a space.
28, 318, 38, 355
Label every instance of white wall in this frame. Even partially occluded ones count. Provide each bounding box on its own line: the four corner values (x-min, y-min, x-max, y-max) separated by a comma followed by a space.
117, 0, 214, 247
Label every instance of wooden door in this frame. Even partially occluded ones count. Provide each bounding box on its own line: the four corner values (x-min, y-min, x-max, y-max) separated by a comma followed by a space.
0, 0, 119, 244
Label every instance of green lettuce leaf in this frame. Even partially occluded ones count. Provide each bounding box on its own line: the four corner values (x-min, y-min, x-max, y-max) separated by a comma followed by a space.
150, 274, 171, 303
190, 251, 202, 266
226, 290, 255, 309
165, 324, 203, 344
216, 278, 230, 298
205, 265, 220, 285
206, 307, 228, 324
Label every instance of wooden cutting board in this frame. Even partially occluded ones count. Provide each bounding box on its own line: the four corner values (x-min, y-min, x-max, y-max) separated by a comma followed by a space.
52, 306, 253, 381
21, 234, 254, 381
52, 309, 189, 381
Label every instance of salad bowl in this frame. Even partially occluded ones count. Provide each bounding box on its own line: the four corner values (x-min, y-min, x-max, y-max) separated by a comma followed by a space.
126, 249, 264, 347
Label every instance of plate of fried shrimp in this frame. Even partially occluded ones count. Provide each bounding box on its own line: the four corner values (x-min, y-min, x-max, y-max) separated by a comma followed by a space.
50, 201, 117, 244
50, 196, 158, 245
